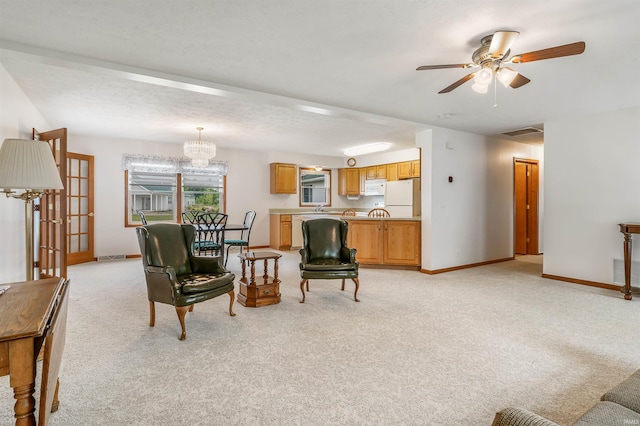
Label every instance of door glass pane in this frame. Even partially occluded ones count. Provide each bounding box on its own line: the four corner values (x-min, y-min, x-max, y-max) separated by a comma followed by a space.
80, 197, 88, 214
80, 234, 88, 251
80, 178, 88, 195
71, 216, 79, 234
80, 159, 89, 178
70, 235, 79, 252
70, 158, 79, 176
70, 178, 79, 196
81, 216, 88, 233
70, 197, 79, 215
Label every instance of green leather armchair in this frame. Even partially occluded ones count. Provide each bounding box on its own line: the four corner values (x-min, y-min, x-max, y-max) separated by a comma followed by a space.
298, 218, 360, 303
136, 223, 236, 340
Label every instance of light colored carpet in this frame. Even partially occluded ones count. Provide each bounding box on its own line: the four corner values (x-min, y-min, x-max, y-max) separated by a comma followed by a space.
1, 252, 639, 426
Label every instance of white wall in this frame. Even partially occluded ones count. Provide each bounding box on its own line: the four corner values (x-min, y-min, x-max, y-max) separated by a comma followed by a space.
418, 127, 543, 271
0, 63, 51, 283
543, 107, 640, 284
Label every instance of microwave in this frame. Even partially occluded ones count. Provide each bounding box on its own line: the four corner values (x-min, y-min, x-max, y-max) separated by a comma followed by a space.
364, 180, 386, 196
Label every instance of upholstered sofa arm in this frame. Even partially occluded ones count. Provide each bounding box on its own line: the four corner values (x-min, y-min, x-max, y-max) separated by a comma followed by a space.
190, 255, 228, 274
491, 407, 559, 426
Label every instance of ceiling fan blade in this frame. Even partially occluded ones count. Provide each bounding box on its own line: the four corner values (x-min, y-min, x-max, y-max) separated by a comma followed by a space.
438, 73, 475, 94
489, 31, 519, 58
416, 64, 470, 71
510, 74, 531, 89
510, 41, 586, 63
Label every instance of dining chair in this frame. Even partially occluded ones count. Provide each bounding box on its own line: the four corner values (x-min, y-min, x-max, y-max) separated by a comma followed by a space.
138, 210, 148, 225
224, 210, 256, 267
341, 208, 357, 216
194, 212, 228, 256
367, 208, 390, 218
181, 210, 201, 224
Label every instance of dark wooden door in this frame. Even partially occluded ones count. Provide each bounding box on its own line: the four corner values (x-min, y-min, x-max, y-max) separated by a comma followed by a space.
34, 128, 68, 278
514, 159, 539, 255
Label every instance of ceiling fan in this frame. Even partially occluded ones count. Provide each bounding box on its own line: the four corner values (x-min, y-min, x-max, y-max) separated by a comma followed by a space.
416, 31, 586, 94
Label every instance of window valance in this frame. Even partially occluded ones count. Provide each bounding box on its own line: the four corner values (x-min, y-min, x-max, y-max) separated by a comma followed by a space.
122, 154, 228, 176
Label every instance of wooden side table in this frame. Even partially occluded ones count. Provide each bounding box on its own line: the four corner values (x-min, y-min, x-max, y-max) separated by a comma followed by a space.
237, 251, 282, 307
619, 223, 640, 300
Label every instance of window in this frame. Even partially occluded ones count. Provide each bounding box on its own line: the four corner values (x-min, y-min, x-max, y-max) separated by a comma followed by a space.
182, 173, 224, 214
128, 172, 177, 223
123, 154, 227, 226
299, 167, 331, 207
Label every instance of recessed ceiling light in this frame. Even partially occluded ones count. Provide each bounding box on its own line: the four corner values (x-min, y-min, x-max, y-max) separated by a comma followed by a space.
437, 113, 453, 119
343, 142, 391, 156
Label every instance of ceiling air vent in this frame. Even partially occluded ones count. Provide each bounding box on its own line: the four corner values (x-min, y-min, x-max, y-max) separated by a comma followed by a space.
502, 127, 543, 137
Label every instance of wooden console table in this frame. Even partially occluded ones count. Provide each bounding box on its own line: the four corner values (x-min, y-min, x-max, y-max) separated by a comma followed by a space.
0, 277, 69, 425
619, 223, 640, 300
237, 251, 282, 307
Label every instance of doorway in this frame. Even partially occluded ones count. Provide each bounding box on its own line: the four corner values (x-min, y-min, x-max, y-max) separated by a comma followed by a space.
514, 158, 539, 255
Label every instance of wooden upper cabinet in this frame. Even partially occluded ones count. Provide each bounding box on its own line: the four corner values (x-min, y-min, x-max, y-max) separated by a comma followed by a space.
366, 165, 387, 180
270, 163, 297, 194
338, 168, 360, 196
386, 163, 398, 181
359, 168, 367, 194
398, 160, 420, 179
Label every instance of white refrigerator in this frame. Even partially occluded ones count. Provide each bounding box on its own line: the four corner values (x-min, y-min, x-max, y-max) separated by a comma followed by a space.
384, 179, 421, 217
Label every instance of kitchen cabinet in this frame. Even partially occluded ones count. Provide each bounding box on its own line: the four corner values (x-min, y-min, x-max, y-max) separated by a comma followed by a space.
398, 160, 420, 179
386, 163, 398, 181
365, 165, 387, 180
346, 219, 420, 266
338, 168, 360, 196
270, 163, 297, 194
359, 168, 367, 194
269, 214, 291, 250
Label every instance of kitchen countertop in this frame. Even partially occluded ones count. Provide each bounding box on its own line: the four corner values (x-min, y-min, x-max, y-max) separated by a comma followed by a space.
269, 209, 420, 221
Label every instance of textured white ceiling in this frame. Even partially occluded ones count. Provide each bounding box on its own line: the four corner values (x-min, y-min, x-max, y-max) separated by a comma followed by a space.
0, 0, 638, 156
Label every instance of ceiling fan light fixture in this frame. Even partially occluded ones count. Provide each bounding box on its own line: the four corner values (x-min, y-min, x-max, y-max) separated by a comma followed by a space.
472, 82, 489, 94
474, 68, 493, 86
497, 67, 519, 87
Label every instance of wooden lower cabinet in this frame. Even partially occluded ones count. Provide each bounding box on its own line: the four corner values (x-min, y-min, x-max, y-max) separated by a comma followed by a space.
346, 219, 420, 266
269, 214, 291, 250
347, 220, 384, 263
383, 221, 421, 265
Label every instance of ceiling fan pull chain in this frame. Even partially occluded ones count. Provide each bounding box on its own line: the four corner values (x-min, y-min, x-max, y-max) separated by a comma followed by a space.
493, 74, 498, 108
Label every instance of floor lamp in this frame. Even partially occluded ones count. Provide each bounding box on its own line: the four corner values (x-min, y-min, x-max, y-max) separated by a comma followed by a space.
0, 138, 64, 281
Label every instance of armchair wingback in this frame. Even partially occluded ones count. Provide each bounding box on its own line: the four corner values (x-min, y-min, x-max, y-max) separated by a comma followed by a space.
298, 218, 359, 303
136, 223, 236, 340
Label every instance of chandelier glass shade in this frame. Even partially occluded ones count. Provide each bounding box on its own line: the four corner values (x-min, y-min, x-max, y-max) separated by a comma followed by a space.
183, 127, 216, 168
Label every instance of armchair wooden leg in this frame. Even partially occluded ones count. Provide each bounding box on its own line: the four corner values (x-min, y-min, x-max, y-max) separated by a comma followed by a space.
189, 304, 194, 312
149, 301, 155, 327
341, 279, 345, 291
352, 278, 360, 302
175, 306, 190, 340
227, 290, 236, 316
300, 279, 308, 303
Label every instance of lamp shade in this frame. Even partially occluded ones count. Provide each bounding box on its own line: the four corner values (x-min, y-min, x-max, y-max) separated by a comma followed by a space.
0, 139, 64, 191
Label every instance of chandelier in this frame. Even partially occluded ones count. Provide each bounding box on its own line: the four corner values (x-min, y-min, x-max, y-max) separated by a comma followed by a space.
183, 127, 216, 168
